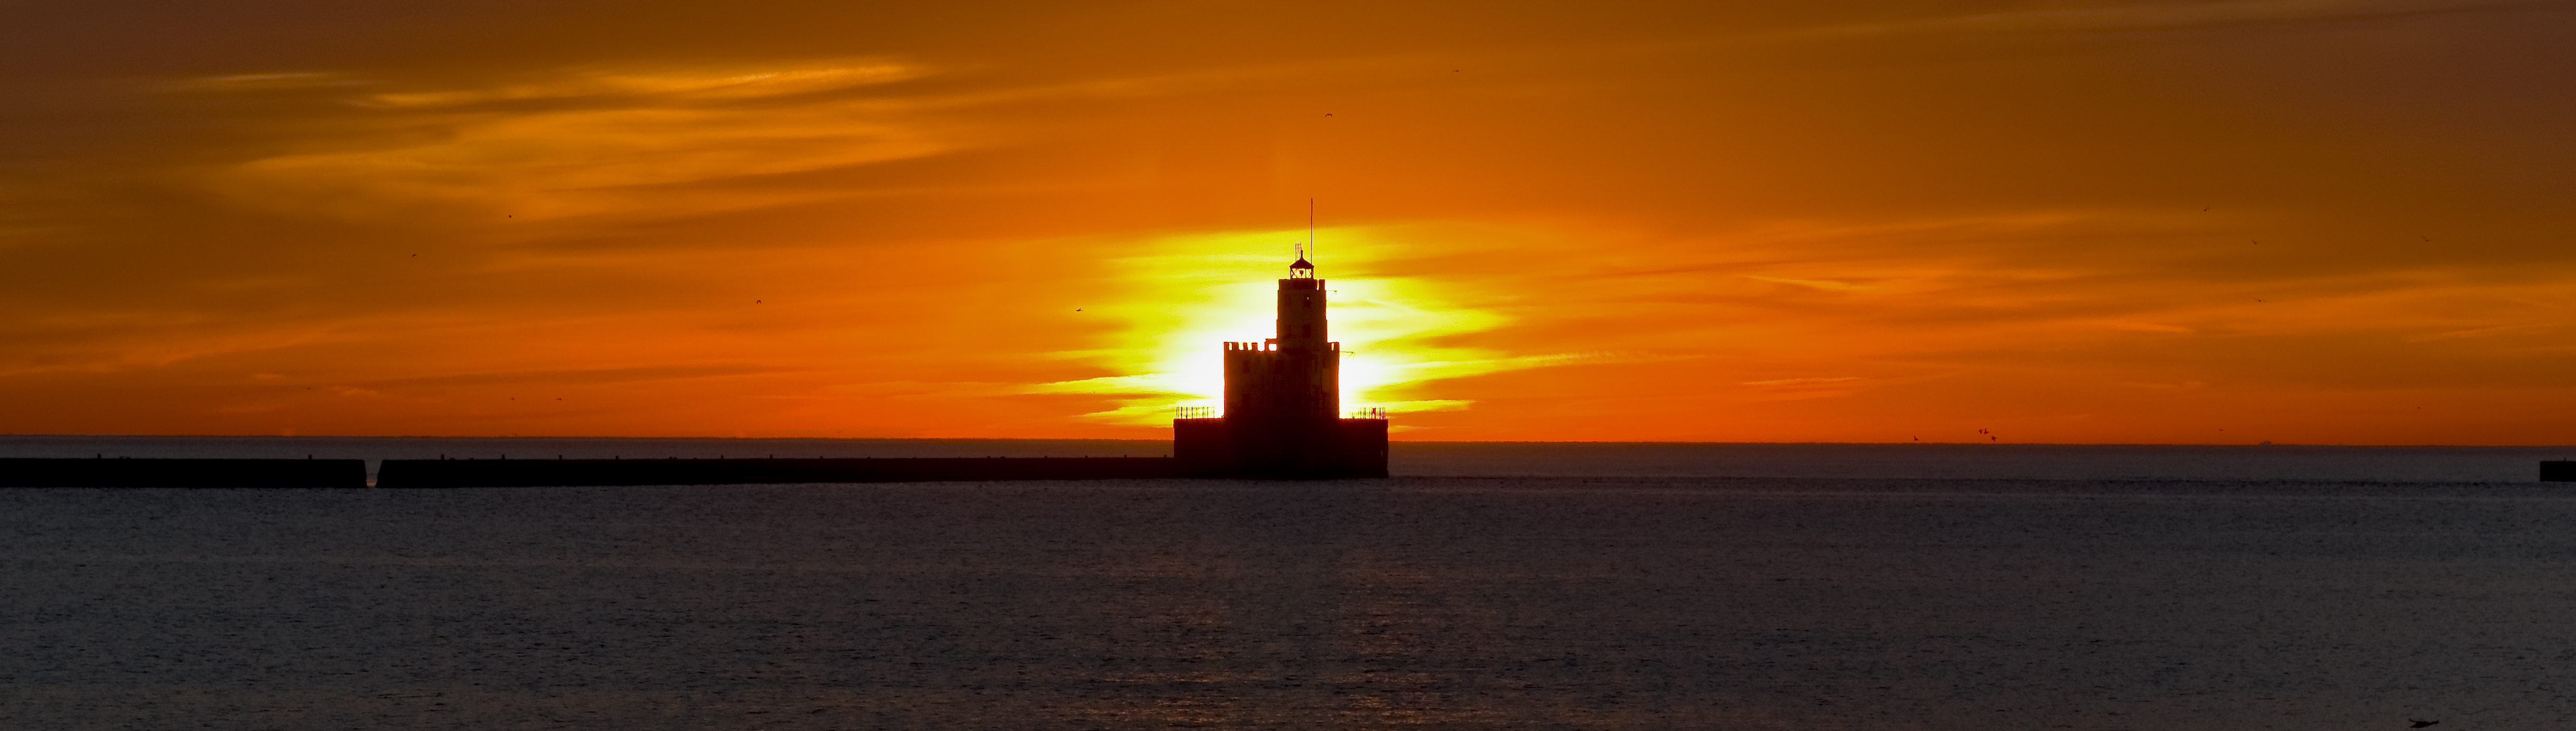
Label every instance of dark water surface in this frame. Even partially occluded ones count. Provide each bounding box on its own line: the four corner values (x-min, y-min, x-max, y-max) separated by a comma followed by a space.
4, 439, 2574, 729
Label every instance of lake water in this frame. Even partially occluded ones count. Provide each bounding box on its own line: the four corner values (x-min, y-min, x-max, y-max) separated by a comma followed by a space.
3, 437, 2572, 729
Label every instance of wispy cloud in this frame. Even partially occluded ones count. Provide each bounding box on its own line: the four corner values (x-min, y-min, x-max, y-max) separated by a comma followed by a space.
1744, 275, 1868, 292
1806, 0, 2538, 36
172, 72, 372, 90
1742, 376, 1861, 386
357, 62, 928, 108
195, 60, 953, 221
350, 363, 786, 389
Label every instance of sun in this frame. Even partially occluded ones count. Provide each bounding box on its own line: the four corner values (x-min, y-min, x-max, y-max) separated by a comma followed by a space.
1028, 226, 1514, 425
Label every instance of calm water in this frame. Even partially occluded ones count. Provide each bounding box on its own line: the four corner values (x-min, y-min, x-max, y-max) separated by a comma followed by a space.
3, 437, 2573, 729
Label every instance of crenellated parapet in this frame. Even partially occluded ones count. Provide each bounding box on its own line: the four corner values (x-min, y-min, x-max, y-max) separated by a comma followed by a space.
1175, 260, 1389, 478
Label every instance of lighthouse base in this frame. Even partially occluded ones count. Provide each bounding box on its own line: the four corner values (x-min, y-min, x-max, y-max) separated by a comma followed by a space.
1173, 417, 1388, 479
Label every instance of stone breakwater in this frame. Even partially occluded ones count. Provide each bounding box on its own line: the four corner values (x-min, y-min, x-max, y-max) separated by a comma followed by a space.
0, 456, 1190, 488
0, 457, 366, 488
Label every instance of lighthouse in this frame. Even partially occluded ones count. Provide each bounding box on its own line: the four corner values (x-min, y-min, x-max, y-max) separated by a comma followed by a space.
1172, 257, 1390, 477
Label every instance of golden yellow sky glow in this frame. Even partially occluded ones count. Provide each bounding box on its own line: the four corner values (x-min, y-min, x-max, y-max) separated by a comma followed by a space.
1, 0, 2570, 443
1031, 227, 1519, 428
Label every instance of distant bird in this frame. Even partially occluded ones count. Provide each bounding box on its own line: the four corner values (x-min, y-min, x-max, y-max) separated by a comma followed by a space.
1977, 429, 1989, 434
755, 299, 761, 304
2411, 721, 2438, 728
2255, 298, 2266, 302
2202, 208, 2209, 211
1324, 113, 1333, 116
1075, 308, 1083, 312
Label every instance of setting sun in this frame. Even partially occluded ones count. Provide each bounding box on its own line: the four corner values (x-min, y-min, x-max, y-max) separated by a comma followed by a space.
1031, 226, 1517, 428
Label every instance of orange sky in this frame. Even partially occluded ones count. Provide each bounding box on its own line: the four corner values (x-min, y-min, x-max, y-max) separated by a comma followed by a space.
2, 0, 2571, 444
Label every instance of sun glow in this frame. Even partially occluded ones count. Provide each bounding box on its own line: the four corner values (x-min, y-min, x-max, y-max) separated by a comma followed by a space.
1030, 227, 1510, 426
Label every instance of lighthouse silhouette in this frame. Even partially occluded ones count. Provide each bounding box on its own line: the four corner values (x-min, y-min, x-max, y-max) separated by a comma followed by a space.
1173, 255, 1390, 477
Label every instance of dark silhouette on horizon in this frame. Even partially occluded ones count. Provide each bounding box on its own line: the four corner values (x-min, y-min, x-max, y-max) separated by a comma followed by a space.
1173, 256, 1389, 478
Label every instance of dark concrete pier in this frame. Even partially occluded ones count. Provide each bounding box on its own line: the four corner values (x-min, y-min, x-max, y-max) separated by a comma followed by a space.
2544, 461, 2575, 482
0, 458, 366, 488
376, 456, 1186, 488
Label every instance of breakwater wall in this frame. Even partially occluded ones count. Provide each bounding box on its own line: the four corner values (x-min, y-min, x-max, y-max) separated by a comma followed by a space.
376, 456, 1188, 488
0, 458, 367, 488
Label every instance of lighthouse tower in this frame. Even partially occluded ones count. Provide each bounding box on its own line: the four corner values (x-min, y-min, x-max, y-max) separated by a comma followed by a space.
1172, 257, 1390, 477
